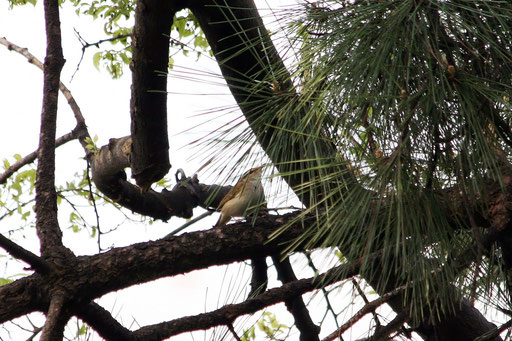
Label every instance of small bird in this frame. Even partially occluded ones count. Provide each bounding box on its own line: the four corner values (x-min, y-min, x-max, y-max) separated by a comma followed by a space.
214, 166, 265, 227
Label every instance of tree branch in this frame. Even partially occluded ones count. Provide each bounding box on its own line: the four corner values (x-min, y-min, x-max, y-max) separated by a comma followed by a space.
0, 233, 52, 274
272, 255, 320, 341
356, 311, 409, 341
0, 37, 90, 154
36, 0, 67, 261
131, 260, 360, 340
40, 294, 68, 341
74, 302, 134, 341
129, 0, 178, 189
322, 285, 405, 341
90, 136, 232, 220
0, 276, 47, 324
0, 128, 80, 185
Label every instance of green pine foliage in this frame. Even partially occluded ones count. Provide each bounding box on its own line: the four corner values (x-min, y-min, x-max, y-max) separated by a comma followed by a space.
256, 0, 512, 324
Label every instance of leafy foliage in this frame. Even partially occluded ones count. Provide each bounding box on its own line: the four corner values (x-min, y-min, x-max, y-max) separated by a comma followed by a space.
7, 0, 37, 7
242, 312, 289, 341
70, 0, 210, 77
8, 0, 211, 77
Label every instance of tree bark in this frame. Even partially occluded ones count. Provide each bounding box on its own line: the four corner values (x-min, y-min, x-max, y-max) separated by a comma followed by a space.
129, 0, 178, 190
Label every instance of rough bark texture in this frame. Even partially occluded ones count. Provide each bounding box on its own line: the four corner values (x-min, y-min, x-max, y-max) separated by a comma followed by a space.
0, 214, 330, 332
90, 136, 233, 220
129, 0, 177, 190
37, 0, 66, 259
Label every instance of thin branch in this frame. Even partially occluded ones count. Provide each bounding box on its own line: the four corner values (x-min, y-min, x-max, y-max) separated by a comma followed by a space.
351, 278, 381, 330
0, 233, 52, 274
25, 316, 42, 341
304, 252, 340, 331
165, 210, 214, 237
0, 37, 91, 153
72, 30, 131, 81
227, 322, 242, 341
271, 255, 321, 341
85, 159, 103, 252
322, 285, 405, 341
356, 311, 409, 341
475, 319, 512, 341
132, 260, 360, 341
0, 129, 79, 185
76, 30, 131, 50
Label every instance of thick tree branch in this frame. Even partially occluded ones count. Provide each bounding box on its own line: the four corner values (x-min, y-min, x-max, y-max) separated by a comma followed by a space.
0, 276, 47, 323
37, 0, 68, 259
129, 0, 178, 189
74, 213, 311, 300
0, 211, 504, 340
90, 136, 233, 220
40, 294, 68, 341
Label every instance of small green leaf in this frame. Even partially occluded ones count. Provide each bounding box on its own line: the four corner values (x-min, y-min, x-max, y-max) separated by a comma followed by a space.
93, 51, 102, 70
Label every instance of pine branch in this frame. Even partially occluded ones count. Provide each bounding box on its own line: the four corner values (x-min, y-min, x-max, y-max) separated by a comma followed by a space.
322, 285, 405, 341
272, 255, 321, 341
131, 261, 360, 340
355, 311, 409, 341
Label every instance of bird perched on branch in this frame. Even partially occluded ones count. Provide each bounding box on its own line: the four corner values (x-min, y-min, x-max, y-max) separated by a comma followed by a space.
214, 166, 265, 227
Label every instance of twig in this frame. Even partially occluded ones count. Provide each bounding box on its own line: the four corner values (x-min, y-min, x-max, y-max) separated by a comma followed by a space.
352, 278, 381, 329
165, 210, 214, 237
322, 285, 405, 341
0, 37, 91, 153
355, 311, 409, 341
304, 251, 340, 333
226, 322, 242, 341
86, 159, 103, 252
25, 315, 42, 341
0, 129, 78, 185
72, 29, 131, 81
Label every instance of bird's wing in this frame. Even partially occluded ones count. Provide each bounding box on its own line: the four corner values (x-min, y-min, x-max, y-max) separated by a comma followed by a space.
217, 184, 238, 209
